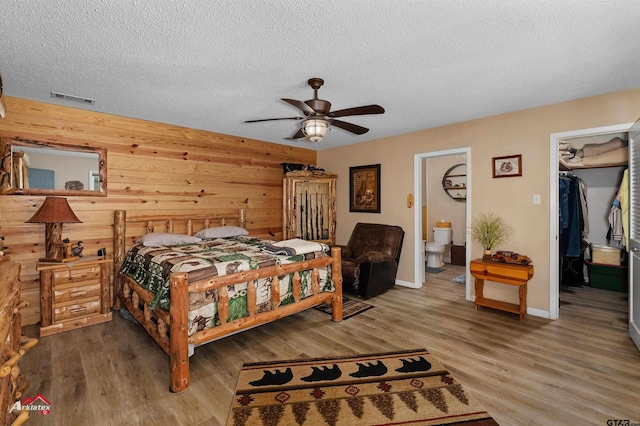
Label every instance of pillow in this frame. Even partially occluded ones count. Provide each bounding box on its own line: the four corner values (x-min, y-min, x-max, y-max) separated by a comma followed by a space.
194, 226, 249, 239
136, 233, 202, 247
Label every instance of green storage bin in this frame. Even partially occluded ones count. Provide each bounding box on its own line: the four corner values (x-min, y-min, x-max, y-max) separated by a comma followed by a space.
586, 261, 628, 292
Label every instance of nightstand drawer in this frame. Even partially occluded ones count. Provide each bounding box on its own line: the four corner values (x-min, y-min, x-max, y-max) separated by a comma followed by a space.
54, 282, 101, 303
54, 299, 101, 322
52, 266, 101, 286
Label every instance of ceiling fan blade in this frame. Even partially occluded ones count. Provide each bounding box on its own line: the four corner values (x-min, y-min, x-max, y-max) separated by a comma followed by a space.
285, 128, 306, 140
330, 119, 369, 135
245, 117, 303, 123
329, 104, 385, 118
281, 98, 316, 115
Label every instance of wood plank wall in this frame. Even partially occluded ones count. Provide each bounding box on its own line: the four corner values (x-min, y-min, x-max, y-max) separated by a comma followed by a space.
0, 97, 316, 325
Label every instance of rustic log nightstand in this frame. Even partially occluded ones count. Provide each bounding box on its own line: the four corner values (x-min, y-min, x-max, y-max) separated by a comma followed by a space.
37, 256, 112, 336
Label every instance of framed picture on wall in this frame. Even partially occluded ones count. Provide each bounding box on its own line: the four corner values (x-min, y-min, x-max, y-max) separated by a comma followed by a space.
349, 164, 380, 213
492, 154, 522, 178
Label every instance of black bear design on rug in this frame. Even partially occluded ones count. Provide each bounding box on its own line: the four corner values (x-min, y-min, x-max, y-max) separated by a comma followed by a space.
349, 360, 388, 378
395, 356, 432, 373
248, 356, 432, 387
301, 364, 342, 382
249, 368, 293, 386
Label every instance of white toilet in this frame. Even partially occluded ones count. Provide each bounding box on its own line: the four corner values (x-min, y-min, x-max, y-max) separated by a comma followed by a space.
425, 227, 452, 268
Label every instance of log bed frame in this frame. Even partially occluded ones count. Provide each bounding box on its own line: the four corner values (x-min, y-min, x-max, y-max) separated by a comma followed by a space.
112, 209, 343, 392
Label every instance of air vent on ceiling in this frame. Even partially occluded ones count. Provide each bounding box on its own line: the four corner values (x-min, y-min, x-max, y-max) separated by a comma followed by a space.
50, 91, 96, 105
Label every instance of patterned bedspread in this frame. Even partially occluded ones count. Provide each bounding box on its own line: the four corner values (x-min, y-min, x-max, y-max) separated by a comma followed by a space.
119, 236, 335, 336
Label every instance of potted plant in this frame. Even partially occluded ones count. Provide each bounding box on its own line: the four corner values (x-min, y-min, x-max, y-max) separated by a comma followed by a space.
470, 212, 513, 261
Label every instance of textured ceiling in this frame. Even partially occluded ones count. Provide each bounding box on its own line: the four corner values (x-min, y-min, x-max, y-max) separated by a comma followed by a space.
2, 1, 640, 150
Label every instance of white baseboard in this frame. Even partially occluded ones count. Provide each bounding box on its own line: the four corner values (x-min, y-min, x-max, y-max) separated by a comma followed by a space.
630, 321, 640, 351
527, 307, 551, 319
395, 279, 420, 289
395, 280, 551, 319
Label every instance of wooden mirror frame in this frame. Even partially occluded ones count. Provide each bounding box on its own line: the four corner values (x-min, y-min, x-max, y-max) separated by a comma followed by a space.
0, 138, 107, 196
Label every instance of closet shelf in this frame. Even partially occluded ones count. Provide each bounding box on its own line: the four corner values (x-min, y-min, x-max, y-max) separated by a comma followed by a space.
559, 161, 628, 171
558, 135, 628, 170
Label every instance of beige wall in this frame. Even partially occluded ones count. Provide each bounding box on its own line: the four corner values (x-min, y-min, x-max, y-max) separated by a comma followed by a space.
318, 87, 640, 315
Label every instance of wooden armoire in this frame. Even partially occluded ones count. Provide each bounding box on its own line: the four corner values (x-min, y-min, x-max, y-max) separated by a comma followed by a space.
283, 170, 337, 245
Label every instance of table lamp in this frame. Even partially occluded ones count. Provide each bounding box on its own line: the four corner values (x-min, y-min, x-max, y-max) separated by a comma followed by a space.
26, 197, 82, 260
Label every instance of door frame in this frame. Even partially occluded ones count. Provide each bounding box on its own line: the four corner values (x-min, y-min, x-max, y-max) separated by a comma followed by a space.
628, 121, 639, 350
549, 122, 633, 320
414, 147, 472, 301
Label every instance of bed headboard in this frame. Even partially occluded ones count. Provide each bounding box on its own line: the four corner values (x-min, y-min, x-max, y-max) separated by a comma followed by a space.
113, 208, 246, 273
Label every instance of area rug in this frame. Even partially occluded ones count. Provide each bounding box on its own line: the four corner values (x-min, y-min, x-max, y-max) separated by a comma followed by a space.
227, 348, 497, 426
426, 266, 444, 274
312, 296, 373, 320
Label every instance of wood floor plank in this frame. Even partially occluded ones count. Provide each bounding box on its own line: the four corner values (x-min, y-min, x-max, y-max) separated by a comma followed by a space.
19, 264, 640, 425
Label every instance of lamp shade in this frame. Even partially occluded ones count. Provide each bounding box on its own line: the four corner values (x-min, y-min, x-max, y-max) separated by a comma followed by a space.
302, 119, 329, 142
26, 197, 82, 224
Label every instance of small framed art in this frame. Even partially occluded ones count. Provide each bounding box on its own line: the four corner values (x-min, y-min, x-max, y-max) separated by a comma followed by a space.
349, 164, 380, 213
492, 155, 522, 178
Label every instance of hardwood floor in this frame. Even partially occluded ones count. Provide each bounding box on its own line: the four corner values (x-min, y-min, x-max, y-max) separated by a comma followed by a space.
21, 264, 640, 425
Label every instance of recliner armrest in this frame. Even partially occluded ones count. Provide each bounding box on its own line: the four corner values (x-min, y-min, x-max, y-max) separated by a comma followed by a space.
334, 244, 353, 259
355, 251, 394, 264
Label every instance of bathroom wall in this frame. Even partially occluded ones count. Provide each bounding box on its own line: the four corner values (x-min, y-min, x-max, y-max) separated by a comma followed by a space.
424, 154, 466, 262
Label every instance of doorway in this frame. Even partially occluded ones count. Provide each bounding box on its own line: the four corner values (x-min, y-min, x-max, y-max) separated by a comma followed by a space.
549, 123, 633, 320
414, 148, 472, 301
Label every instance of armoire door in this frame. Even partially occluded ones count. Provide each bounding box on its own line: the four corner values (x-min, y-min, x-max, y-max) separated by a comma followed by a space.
283, 170, 337, 245
629, 115, 640, 351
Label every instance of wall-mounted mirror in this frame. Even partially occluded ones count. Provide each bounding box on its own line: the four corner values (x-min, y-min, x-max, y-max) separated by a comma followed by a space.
0, 138, 106, 196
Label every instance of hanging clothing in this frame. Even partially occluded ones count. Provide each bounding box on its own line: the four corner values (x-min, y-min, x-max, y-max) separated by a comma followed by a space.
618, 169, 629, 250
606, 169, 628, 250
559, 174, 589, 286
559, 176, 571, 231
608, 203, 623, 242
559, 175, 585, 257
578, 178, 589, 239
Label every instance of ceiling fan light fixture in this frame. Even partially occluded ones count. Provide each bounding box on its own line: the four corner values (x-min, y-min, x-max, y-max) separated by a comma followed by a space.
245, 78, 383, 141
302, 119, 329, 142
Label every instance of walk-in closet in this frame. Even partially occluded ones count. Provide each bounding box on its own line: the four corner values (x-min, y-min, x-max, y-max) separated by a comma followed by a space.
558, 132, 629, 292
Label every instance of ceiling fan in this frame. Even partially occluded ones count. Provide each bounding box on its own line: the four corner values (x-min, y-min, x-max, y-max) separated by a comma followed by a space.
245, 78, 385, 142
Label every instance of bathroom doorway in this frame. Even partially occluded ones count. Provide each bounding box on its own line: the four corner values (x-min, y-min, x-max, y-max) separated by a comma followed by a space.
413, 148, 472, 301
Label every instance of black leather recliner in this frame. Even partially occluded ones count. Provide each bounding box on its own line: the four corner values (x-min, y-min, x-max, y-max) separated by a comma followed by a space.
334, 223, 404, 299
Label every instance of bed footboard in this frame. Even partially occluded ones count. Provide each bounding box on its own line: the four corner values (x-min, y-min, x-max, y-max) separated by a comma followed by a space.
168, 246, 342, 392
